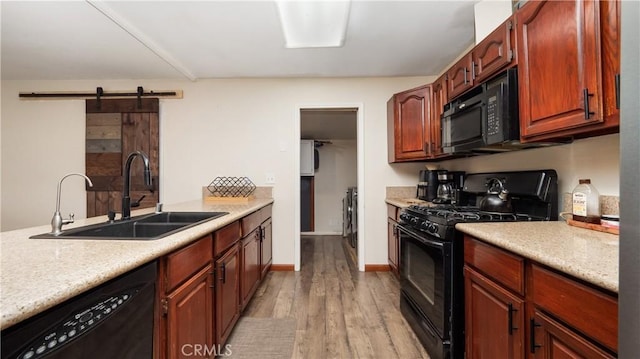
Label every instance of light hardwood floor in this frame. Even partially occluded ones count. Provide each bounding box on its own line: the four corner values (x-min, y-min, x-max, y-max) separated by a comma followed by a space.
243, 235, 431, 359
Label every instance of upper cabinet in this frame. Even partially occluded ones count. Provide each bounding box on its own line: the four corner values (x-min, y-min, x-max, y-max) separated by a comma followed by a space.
474, 18, 516, 83
447, 16, 516, 101
386, 0, 620, 161
430, 74, 448, 159
517, 0, 619, 142
447, 54, 475, 100
387, 85, 434, 162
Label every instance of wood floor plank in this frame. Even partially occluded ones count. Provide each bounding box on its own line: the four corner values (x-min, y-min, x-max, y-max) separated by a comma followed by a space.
238, 235, 430, 359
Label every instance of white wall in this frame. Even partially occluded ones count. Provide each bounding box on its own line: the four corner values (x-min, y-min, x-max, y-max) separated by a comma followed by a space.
1, 77, 432, 267
313, 139, 357, 234
437, 134, 621, 197
474, 0, 513, 44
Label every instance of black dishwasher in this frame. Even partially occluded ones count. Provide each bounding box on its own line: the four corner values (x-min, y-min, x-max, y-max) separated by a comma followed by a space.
1, 261, 157, 359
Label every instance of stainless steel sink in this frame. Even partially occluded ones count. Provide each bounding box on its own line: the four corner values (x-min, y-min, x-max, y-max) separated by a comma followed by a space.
30, 211, 228, 240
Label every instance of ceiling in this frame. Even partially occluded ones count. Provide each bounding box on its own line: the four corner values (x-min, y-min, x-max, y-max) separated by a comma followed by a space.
0, 1, 478, 81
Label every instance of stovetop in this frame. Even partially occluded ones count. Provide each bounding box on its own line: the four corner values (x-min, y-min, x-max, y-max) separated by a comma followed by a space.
399, 204, 547, 239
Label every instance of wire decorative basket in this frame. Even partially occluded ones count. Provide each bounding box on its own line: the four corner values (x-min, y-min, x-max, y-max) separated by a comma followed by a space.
207, 177, 256, 197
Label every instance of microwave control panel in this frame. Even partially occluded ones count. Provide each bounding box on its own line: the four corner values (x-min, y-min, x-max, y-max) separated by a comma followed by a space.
486, 95, 500, 137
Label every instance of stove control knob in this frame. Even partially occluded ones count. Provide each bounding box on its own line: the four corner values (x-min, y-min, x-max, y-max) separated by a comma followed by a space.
427, 223, 438, 233
410, 217, 419, 225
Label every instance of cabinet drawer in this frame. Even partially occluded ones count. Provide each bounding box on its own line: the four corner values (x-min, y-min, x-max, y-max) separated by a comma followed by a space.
531, 264, 618, 352
464, 236, 524, 295
387, 204, 399, 221
241, 210, 262, 237
260, 204, 272, 222
214, 221, 241, 257
165, 234, 213, 293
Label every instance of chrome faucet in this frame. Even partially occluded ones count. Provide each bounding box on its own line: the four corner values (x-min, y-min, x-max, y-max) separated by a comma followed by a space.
122, 150, 153, 220
51, 173, 93, 235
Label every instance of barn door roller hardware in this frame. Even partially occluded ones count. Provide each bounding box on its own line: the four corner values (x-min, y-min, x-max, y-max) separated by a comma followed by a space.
19, 87, 183, 101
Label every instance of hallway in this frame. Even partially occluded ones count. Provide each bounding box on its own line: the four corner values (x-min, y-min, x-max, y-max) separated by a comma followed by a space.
242, 235, 430, 358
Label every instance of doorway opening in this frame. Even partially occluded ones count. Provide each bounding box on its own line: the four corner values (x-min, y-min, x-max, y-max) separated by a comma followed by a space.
295, 105, 364, 271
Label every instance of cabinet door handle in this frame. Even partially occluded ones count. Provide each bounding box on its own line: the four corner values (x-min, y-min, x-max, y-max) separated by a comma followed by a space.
615, 74, 620, 109
508, 303, 518, 335
471, 61, 476, 80
530, 318, 542, 353
583, 88, 595, 119
220, 263, 226, 284
209, 270, 215, 288
463, 67, 468, 85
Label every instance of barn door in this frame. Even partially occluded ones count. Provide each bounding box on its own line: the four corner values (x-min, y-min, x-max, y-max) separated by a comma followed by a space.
85, 99, 160, 217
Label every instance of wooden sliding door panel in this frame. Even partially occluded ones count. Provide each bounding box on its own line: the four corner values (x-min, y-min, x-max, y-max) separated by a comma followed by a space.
85, 99, 160, 216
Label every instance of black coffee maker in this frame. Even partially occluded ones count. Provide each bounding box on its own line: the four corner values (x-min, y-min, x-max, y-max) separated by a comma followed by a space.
432, 170, 466, 204
417, 170, 438, 201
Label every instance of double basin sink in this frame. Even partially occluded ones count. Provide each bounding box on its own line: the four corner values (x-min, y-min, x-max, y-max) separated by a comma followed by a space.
31, 212, 228, 240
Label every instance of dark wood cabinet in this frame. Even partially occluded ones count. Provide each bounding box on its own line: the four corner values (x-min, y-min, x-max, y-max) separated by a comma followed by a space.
158, 235, 214, 359
387, 85, 433, 162
517, 0, 619, 142
600, 0, 620, 125
464, 236, 618, 358
165, 265, 214, 359
387, 204, 400, 276
473, 18, 515, 84
530, 311, 615, 359
215, 242, 240, 346
157, 206, 272, 356
260, 217, 273, 279
430, 74, 448, 158
240, 229, 261, 310
464, 267, 525, 359
447, 54, 474, 100
447, 16, 515, 102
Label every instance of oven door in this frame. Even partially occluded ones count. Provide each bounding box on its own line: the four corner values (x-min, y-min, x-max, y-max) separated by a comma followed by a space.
399, 224, 451, 339
441, 91, 485, 154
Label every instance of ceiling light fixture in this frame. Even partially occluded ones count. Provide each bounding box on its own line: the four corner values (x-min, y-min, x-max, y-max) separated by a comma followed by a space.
275, 0, 351, 49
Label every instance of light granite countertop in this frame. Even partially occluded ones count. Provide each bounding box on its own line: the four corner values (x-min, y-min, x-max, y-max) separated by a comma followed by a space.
456, 221, 619, 293
0, 198, 273, 330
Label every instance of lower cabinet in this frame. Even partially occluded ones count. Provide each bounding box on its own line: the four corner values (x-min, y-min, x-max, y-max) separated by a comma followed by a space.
387, 204, 400, 276
464, 235, 617, 359
215, 242, 241, 346
165, 264, 214, 359
464, 267, 524, 359
158, 235, 214, 359
240, 228, 261, 310
157, 205, 274, 359
260, 217, 273, 278
530, 311, 615, 359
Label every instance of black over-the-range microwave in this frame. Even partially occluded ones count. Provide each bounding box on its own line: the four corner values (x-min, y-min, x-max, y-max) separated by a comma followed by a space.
441, 68, 521, 154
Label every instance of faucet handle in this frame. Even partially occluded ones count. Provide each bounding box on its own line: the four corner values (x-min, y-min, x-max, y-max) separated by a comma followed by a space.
131, 195, 146, 208
62, 213, 75, 225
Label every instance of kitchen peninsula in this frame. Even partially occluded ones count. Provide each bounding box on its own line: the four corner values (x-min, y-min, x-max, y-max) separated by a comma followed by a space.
0, 198, 273, 330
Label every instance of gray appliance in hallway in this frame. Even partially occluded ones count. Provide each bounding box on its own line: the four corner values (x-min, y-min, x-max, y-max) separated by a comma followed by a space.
343, 187, 357, 248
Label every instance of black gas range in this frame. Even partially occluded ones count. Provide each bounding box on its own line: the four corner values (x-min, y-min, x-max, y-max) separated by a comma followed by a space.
398, 170, 558, 359
399, 204, 549, 238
